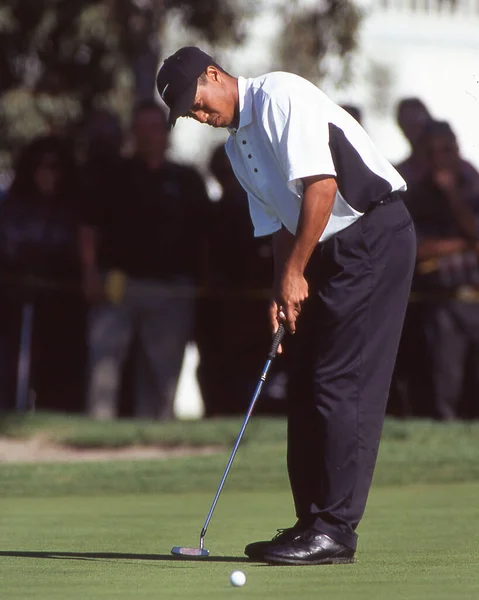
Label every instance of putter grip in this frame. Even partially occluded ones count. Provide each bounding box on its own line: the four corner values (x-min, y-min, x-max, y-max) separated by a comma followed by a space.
268, 324, 285, 359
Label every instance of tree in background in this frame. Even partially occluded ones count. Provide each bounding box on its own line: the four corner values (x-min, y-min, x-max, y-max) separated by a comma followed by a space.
276, 0, 362, 86
0, 0, 361, 173
0, 0, 251, 170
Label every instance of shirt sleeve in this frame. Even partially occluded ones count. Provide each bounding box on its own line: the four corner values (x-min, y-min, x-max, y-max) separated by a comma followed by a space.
263, 81, 337, 195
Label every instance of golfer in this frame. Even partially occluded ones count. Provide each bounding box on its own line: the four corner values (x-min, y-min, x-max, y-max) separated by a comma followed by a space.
156, 47, 416, 566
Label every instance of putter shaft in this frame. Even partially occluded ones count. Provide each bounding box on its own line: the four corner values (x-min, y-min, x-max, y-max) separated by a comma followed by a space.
198, 325, 285, 550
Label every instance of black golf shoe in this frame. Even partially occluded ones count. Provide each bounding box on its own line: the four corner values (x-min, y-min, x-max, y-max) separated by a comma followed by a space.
244, 524, 305, 560
263, 529, 355, 566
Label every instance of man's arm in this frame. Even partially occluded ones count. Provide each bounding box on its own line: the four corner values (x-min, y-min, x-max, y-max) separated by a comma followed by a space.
270, 227, 294, 349
286, 176, 337, 274
272, 175, 336, 334
272, 227, 295, 286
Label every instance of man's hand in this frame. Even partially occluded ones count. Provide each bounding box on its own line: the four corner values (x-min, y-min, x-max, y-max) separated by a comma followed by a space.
278, 268, 309, 334
273, 268, 309, 335
269, 300, 283, 353
433, 168, 457, 194
269, 175, 335, 341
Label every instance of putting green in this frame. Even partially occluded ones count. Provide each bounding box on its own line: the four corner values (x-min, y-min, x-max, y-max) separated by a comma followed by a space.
1, 483, 479, 599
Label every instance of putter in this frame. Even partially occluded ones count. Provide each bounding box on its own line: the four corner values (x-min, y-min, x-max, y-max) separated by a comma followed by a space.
171, 324, 286, 558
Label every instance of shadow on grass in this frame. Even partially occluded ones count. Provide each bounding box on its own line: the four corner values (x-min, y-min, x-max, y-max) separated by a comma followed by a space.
0, 550, 250, 563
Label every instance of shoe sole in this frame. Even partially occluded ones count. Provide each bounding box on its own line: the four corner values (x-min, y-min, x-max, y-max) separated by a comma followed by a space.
263, 554, 355, 566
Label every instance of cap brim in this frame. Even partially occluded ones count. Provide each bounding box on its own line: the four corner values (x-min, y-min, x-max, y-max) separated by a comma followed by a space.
167, 80, 198, 129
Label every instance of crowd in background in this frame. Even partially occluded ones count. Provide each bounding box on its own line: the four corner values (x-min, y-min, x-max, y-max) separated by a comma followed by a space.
0, 96, 478, 421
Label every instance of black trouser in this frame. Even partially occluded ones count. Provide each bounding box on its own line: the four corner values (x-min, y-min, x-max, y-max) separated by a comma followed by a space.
286, 197, 416, 550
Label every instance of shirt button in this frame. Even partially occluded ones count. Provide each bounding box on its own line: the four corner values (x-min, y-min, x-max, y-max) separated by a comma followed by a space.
254, 168, 258, 173
242, 140, 247, 145
248, 154, 252, 159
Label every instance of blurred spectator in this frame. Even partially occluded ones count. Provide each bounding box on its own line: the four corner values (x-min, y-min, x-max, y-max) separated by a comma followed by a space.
395, 97, 479, 188
0, 135, 84, 412
82, 108, 124, 162
389, 99, 431, 415
79, 100, 210, 420
395, 97, 433, 184
195, 145, 278, 416
79, 107, 126, 306
340, 104, 362, 125
405, 120, 479, 420
392, 99, 479, 418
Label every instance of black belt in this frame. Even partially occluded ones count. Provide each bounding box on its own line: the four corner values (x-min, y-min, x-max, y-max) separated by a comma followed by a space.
367, 190, 402, 213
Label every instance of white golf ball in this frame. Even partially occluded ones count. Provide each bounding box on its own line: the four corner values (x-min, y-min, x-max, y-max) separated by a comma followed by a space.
230, 570, 246, 587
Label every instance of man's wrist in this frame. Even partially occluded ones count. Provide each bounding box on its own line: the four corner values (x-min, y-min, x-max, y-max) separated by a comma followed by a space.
284, 256, 305, 277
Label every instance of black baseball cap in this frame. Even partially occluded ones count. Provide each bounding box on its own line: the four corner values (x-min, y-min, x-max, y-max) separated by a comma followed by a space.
156, 47, 217, 128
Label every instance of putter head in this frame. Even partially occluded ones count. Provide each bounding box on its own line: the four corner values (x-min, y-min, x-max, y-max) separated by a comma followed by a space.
171, 546, 209, 558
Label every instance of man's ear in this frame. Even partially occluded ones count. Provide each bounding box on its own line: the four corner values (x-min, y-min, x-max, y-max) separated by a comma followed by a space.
206, 65, 221, 83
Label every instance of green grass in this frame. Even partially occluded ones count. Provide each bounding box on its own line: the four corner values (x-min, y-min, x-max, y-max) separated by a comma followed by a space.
1, 485, 479, 599
1, 413, 479, 598
1, 411, 478, 453
0, 411, 286, 448
1, 415, 479, 497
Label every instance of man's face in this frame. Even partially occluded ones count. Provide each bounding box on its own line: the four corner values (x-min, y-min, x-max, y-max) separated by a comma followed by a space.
133, 108, 167, 157
187, 68, 236, 128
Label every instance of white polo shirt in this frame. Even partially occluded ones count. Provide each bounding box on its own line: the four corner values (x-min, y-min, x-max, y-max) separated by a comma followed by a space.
225, 73, 406, 241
